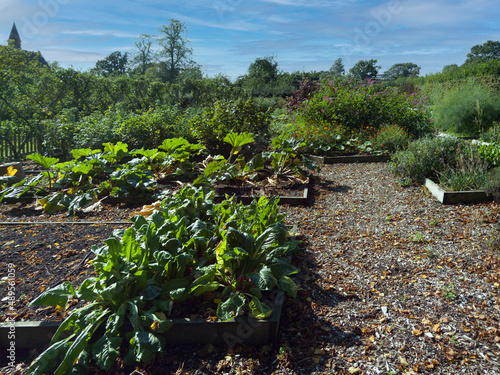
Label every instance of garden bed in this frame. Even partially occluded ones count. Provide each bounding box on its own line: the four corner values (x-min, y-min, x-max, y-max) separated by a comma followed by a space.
0, 291, 284, 349
425, 178, 492, 204
308, 154, 390, 164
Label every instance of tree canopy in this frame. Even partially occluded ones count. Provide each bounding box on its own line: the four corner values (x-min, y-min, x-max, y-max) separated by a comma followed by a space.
330, 58, 345, 77
157, 19, 195, 82
465, 40, 500, 64
349, 59, 381, 81
94, 51, 129, 77
384, 62, 420, 80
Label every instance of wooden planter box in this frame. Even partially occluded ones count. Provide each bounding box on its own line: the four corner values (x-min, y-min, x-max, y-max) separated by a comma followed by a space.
425, 179, 492, 205
0, 291, 285, 349
214, 176, 310, 206
215, 186, 309, 206
308, 154, 390, 164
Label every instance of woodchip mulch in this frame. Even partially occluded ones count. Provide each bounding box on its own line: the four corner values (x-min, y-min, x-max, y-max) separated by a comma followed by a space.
1, 162, 500, 375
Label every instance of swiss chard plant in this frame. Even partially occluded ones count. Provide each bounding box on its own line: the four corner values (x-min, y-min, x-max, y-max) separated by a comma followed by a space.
26, 186, 299, 374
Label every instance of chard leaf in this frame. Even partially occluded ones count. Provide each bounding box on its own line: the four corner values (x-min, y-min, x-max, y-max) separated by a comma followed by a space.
123, 226, 141, 263
277, 276, 298, 298
248, 265, 276, 291
126, 301, 140, 332
26, 338, 71, 375
127, 331, 163, 364
92, 334, 122, 371
51, 302, 99, 344
54, 309, 110, 375
29, 281, 75, 308
217, 292, 245, 322
163, 278, 189, 292
255, 225, 286, 252
141, 284, 161, 300
75, 277, 98, 301
106, 302, 128, 336
249, 295, 272, 319
268, 260, 299, 279
191, 281, 221, 297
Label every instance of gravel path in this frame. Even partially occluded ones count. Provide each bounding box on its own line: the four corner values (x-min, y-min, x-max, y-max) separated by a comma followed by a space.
278, 162, 500, 374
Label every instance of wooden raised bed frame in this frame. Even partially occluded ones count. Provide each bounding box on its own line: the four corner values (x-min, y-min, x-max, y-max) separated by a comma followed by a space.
425, 179, 492, 205
0, 291, 284, 349
308, 154, 390, 164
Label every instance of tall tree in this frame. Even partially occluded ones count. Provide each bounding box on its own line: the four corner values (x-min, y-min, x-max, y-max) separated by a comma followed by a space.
131, 34, 156, 75
330, 58, 345, 76
384, 62, 420, 80
247, 56, 279, 84
239, 55, 281, 96
466, 40, 500, 64
158, 19, 194, 82
94, 51, 129, 77
349, 59, 381, 81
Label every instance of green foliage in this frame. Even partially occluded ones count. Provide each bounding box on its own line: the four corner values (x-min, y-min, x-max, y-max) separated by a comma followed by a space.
389, 136, 463, 184
190, 99, 271, 154
478, 142, 500, 167
329, 58, 345, 77
236, 56, 294, 97
481, 122, 500, 143
384, 63, 420, 81
74, 106, 182, 150
93, 51, 129, 77
433, 82, 500, 135
200, 132, 312, 186
370, 124, 412, 154
27, 186, 299, 374
293, 79, 431, 140
349, 59, 381, 81
422, 60, 500, 85
465, 40, 500, 64
158, 19, 194, 83
0, 139, 205, 213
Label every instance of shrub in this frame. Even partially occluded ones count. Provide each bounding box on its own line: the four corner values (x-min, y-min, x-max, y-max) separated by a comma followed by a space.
370, 124, 412, 154
481, 167, 500, 200
42, 108, 79, 158
281, 117, 350, 155
438, 146, 489, 191
190, 98, 271, 155
73, 106, 182, 150
481, 122, 500, 143
433, 82, 500, 136
388, 136, 463, 184
286, 79, 321, 111
294, 79, 431, 138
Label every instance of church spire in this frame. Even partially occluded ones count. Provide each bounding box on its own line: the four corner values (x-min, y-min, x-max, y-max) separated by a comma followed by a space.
8, 22, 21, 49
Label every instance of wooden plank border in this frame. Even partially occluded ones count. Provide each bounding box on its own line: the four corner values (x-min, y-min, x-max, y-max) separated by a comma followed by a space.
425, 179, 492, 205
308, 154, 390, 164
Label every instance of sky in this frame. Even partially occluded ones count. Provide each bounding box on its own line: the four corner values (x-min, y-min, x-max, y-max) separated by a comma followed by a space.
1, 0, 499, 80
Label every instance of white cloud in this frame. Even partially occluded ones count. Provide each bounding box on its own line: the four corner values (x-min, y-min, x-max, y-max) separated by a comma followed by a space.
62, 29, 137, 38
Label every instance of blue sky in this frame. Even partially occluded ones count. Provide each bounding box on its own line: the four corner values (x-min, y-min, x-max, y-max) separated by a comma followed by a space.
1, 0, 499, 80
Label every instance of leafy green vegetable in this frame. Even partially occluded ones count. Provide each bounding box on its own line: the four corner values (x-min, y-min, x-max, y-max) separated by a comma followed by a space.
28, 185, 299, 374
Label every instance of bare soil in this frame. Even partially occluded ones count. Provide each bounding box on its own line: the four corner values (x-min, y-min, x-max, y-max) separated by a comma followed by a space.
1, 162, 500, 375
